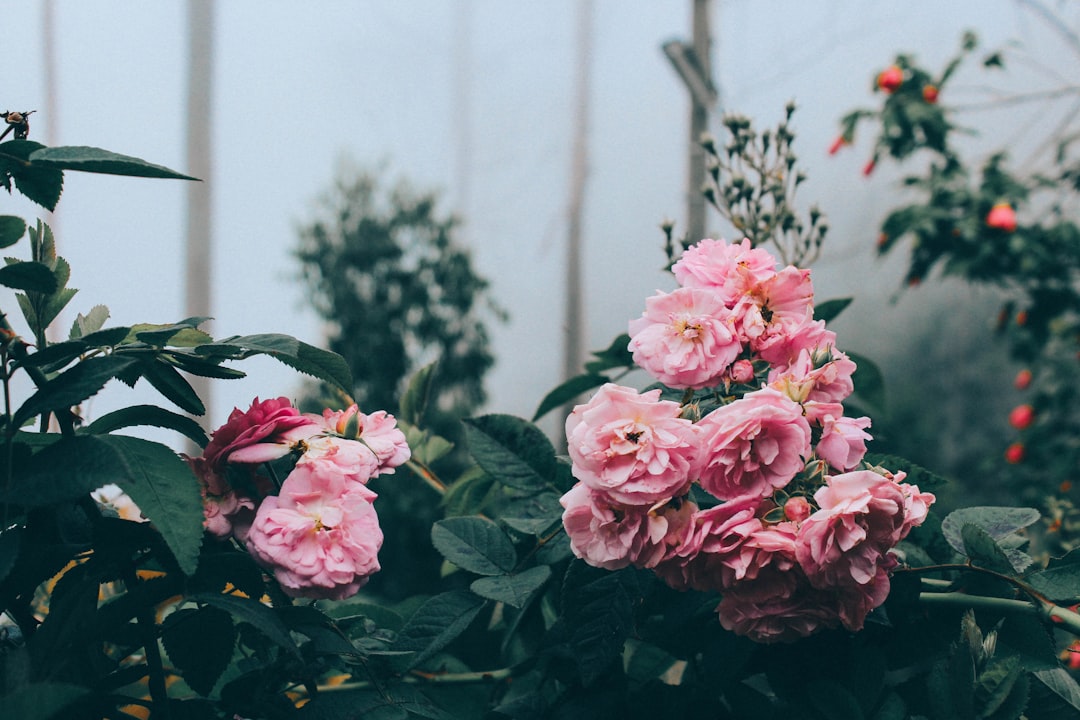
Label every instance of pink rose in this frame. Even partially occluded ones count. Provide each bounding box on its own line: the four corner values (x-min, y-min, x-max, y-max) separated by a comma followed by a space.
654, 494, 766, 592
208, 397, 319, 466
672, 237, 778, 306
561, 483, 696, 571
628, 287, 742, 389
733, 266, 815, 352
245, 463, 382, 600
295, 436, 381, 486
565, 384, 701, 506
796, 470, 908, 589
695, 387, 812, 500
768, 344, 856, 406
312, 406, 411, 474
897, 476, 935, 541
815, 414, 872, 472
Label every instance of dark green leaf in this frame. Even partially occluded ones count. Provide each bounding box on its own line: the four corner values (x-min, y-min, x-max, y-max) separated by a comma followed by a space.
197, 333, 353, 393
321, 601, 405, 632
297, 685, 455, 720
1025, 548, 1080, 602
532, 373, 609, 421
995, 612, 1060, 672
192, 593, 300, 657
554, 562, 639, 686
13, 354, 137, 427
0, 215, 26, 248
0, 524, 22, 585
139, 358, 206, 415
847, 350, 887, 414
815, 297, 853, 324
77, 325, 131, 348
961, 523, 1020, 574
14, 339, 87, 371
470, 565, 551, 608
97, 435, 204, 575
974, 656, 1022, 718
400, 362, 437, 426
28, 145, 198, 180
624, 639, 677, 682
0, 260, 57, 293
0, 140, 64, 211
431, 516, 517, 576
392, 590, 485, 669
37, 287, 78, 332
872, 692, 907, 720
463, 414, 556, 491
83, 404, 209, 448
1030, 668, 1080, 718
808, 680, 866, 720
583, 333, 633, 374
161, 606, 236, 696
502, 491, 564, 536
862, 452, 950, 491
130, 321, 212, 347
0, 682, 89, 720
942, 507, 1039, 560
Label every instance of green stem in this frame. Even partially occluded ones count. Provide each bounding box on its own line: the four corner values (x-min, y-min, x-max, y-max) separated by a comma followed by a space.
406, 458, 446, 495
317, 667, 513, 694
918, 591, 1080, 637
123, 564, 171, 719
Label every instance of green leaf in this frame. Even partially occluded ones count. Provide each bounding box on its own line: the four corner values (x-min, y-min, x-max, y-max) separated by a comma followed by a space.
192, 593, 300, 657
431, 516, 517, 576
623, 638, 677, 682
583, 333, 634, 374
13, 354, 138, 427
501, 492, 564, 536
400, 362, 437, 426
28, 145, 198, 180
0, 524, 22, 585
392, 590, 485, 669
0, 215, 26, 248
0, 682, 89, 720
872, 692, 907, 720
848, 350, 887, 414
68, 304, 109, 339
555, 562, 639, 686
1025, 548, 1080, 602
470, 565, 551, 608
129, 320, 213, 347
808, 680, 866, 720
161, 606, 236, 697
0, 260, 57, 293
0, 140, 64, 211
83, 404, 209, 448
37, 287, 79, 332
463, 414, 556, 491
995, 612, 1060, 672
815, 297, 853, 324
961, 523, 1020, 574
942, 507, 1040, 563
138, 358, 206, 415
321, 601, 405, 632
97, 435, 204, 575
862, 452, 950, 491
1030, 668, 1080, 718
197, 333, 353, 393
532, 373, 609, 421
974, 656, 1022, 718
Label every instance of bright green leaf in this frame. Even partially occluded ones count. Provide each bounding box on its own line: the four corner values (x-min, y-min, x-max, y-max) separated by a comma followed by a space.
431, 516, 516, 576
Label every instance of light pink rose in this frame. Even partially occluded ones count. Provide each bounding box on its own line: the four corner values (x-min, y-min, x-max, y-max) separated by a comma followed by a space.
815, 415, 872, 471
695, 387, 812, 500
754, 318, 832, 371
311, 406, 411, 474
653, 494, 766, 592
211, 397, 319, 465
628, 287, 742, 389
565, 384, 701, 506
672, 237, 778, 306
796, 470, 908, 589
245, 464, 382, 600
295, 436, 382, 486
768, 343, 856, 406
733, 266, 815, 352
561, 483, 696, 571
896, 475, 935, 540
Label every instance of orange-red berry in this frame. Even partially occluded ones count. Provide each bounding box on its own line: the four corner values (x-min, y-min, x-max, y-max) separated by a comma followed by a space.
922, 84, 939, 103
1005, 442, 1025, 464
1014, 368, 1032, 390
1009, 404, 1035, 430
877, 65, 903, 93
986, 202, 1018, 232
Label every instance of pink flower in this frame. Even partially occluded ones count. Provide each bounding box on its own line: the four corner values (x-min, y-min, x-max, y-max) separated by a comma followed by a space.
208, 397, 319, 466
897, 476, 935, 540
560, 483, 696, 571
768, 343, 857, 406
733, 266, 815, 353
695, 387, 812, 500
628, 287, 742, 389
655, 494, 769, 592
565, 384, 701, 506
295, 436, 381, 486
672, 237, 778, 306
312, 406, 411, 474
245, 463, 382, 600
796, 470, 908, 589
815, 415, 872, 471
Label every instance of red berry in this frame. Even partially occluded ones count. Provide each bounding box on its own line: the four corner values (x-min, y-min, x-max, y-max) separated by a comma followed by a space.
828, 135, 847, 155
1005, 442, 1025, 464
877, 65, 903, 93
862, 158, 877, 176
986, 202, 1017, 232
922, 84, 939, 103
1014, 369, 1032, 390
1016, 310, 1028, 327
1009, 404, 1035, 430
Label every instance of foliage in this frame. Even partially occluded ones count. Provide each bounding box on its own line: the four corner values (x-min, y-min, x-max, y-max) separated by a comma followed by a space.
832, 27, 1080, 552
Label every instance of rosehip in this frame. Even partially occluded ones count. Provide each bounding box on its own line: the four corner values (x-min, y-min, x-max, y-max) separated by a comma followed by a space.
922, 84, 939, 103
1005, 442, 1025, 464
1014, 369, 1032, 390
986, 202, 1017, 232
1016, 310, 1028, 326
828, 136, 847, 155
1008, 404, 1035, 430
862, 157, 876, 176
877, 65, 903, 93
784, 496, 812, 523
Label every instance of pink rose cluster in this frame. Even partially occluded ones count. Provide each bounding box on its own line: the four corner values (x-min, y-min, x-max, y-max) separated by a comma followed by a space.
562, 238, 935, 643
189, 397, 410, 600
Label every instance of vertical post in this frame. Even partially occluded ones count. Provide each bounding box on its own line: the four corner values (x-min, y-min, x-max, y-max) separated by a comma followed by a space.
453, 0, 473, 227
560, 0, 594, 435
185, 0, 214, 428
686, 0, 712, 245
